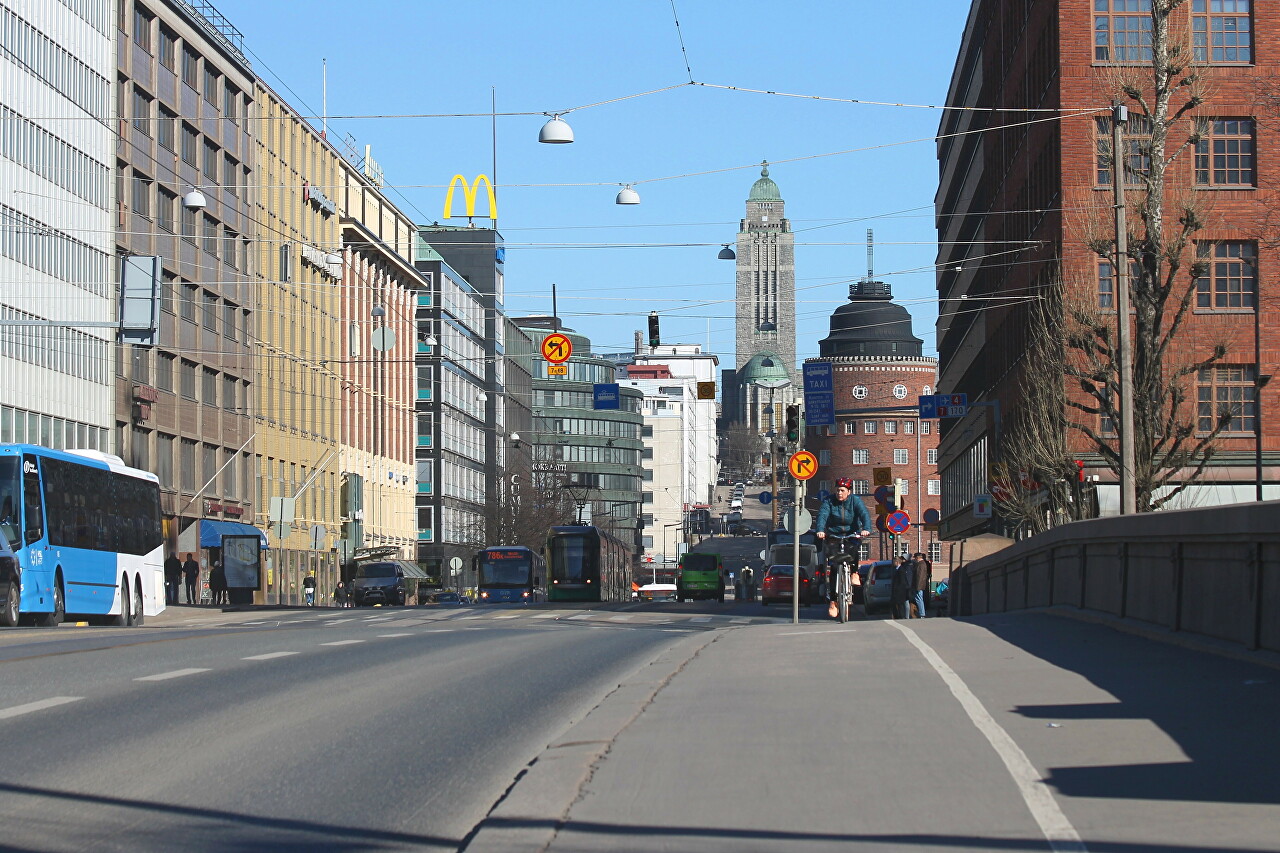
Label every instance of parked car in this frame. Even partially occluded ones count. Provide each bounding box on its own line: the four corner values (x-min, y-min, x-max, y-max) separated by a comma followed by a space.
760, 565, 817, 607
860, 561, 896, 615
349, 561, 407, 607
423, 591, 465, 606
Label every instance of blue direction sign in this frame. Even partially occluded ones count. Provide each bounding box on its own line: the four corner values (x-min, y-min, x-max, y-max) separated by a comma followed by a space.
886, 510, 911, 534
805, 391, 835, 427
593, 383, 620, 410
920, 393, 969, 419
803, 361, 834, 394
918, 396, 938, 419
759, 491, 773, 505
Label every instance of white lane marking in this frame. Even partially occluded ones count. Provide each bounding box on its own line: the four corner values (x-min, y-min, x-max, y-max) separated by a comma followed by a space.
730, 618, 751, 623
135, 668, 211, 682
320, 640, 365, 646
778, 628, 858, 636
0, 697, 82, 719
568, 614, 593, 621
241, 621, 264, 626
376, 633, 414, 638
494, 615, 520, 620
889, 622, 1087, 852
690, 616, 713, 623
242, 652, 299, 661
608, 615, 633, 622
324, 620, 353, 626
532, 612, 558, 619
425, 629, 454, 633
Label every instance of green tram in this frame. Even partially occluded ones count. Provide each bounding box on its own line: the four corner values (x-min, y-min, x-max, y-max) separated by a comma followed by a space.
545, 525, 631, 602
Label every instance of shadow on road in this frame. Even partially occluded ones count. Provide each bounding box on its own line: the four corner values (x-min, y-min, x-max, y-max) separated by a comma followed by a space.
964, 613, 1280, 806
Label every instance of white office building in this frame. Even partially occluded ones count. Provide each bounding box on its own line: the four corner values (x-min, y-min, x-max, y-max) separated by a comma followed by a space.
0, 0, 115, 449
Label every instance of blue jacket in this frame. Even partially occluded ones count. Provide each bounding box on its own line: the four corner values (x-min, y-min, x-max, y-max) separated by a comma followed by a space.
815, 494, 871, 536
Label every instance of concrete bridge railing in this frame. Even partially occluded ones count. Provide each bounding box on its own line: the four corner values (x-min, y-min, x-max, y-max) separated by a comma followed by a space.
951, 500, 1280, 655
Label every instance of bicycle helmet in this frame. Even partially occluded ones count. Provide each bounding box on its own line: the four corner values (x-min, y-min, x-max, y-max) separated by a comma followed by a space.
836, 477, 854, 489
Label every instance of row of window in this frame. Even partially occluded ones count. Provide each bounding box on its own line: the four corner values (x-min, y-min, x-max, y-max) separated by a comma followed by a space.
1100, 117, 1257, 188
814, 478, 942, 497
131, 429, 246, 499
0, 404, 108, 453
0, 304, 110, 385
815, 420, 934, 436
132, 3, 245, 123
127, 348, 246, 413
2, 4, 111, 119
0, 105, 110, 209
0, 204, 111, 298
1095, 1, 1252, 64
820, 448, 939, 466
62, 0, 111, 36
1098, 241, 1258, 310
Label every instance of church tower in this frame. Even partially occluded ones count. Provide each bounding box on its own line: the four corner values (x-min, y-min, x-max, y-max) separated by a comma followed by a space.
734, 163, 795, 375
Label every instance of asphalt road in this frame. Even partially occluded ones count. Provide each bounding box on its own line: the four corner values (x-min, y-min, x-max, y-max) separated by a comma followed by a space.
0, 605, 721, 852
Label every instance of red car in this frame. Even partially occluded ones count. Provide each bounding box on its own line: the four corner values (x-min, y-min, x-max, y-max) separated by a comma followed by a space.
760, 565, 817, 607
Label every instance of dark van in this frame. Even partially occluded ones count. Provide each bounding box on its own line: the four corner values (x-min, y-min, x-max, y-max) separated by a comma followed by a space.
350, 561, 406, 607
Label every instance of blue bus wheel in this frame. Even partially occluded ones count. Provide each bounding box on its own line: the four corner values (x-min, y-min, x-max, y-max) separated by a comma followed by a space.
2, 571, 18, 627
38, 581, 63, 628
130, 580, 144, 627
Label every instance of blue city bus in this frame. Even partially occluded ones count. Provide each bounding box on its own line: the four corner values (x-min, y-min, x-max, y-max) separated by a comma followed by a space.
545, 525, 630, 603
474, 546, 547, 603
0, 445, 164, 627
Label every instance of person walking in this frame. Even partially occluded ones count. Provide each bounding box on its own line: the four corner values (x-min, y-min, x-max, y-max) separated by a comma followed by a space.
209, 558, 227, 606
910, 552, 929, 618
163, 553, 182, 605
182, 553, 200, 604
303, 571, 317, 607
741, 565, 755, 603
890, 556, 914, 620
914, 552, 934, 616
334, 580, 349, 608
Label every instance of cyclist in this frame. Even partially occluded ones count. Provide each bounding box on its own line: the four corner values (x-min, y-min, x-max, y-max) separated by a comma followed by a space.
815, 478, 872, 616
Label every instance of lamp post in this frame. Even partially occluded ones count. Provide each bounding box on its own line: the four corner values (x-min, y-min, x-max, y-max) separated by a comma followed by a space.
754, 373, 791, 531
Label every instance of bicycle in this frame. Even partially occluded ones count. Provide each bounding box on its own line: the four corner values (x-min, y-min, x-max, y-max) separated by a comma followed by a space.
823, 531, 867, 624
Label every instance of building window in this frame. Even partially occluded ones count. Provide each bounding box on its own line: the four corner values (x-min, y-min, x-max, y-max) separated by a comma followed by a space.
843, 421, 855, 435
131, 174, 151, 218
158, 26, 176, 70
133, 4, 153, 50
884, 421, 897, 435
898, 480, 909, 496
904, 420, 915, 435
851, 480, 870, 495
921, 421, 931, 435
224, 85, 240, 124
863, 421, 877, 435
851, 449, 869, 465
156, 353, 173, 392
1097, 258, 1141, 309
131, 88, 151, 135
181, 123, 198, 166
202, 291, 217, 330
928, 542, 942, 563
1198, 365, 1256, 433
203, 66, 219, 105
892, 384, 908, 399
179, 360, 196, 400
641, 491, 653, 504
1195, 119, 1255, 186
1192, 0, 1252, 63
928, 479, 941, 495
223, 376, 237, 412
156, 188, 175, 232
180, 204, 196, 242
180, 439, 196, 491
1196, 241, 1256, 308
927, 448, 938, 465
202, 215, 219, 256
852, 385, 868, 399
157, 107, 176, 151
202, 369, 217, 406
223, 303, 236, 339
1094, 0, 1153, 63
1095, 115, 1154, 185
893, 449, 909, 465
181, 46, 199, 89
818, 449, 831, 466
203, 140, 219, 183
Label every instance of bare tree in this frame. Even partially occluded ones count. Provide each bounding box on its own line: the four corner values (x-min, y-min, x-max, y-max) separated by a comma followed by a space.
1065, 1, 1236, 511
720, 423, 762, 483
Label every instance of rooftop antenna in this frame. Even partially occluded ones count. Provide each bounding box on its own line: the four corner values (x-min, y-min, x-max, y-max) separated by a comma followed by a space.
865, 228, 874, 281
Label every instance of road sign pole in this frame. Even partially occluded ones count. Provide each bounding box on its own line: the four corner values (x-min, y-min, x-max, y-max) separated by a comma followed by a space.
793, 446, 801, 627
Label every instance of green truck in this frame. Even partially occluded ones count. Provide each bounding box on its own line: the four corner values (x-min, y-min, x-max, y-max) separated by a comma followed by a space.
676, 552, 725, 602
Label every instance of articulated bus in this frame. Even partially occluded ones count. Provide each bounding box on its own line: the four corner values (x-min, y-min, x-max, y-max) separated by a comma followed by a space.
0, 445, 164, 627
474, 546, 547, 603
545, 525, 631, 603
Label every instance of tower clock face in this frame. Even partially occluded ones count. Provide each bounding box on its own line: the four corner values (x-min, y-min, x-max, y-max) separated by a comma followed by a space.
852, 385, 868, 399
893, 384, 908, 399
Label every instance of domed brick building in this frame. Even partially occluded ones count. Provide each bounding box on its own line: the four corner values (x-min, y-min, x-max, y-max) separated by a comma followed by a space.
805, 279, 945, 573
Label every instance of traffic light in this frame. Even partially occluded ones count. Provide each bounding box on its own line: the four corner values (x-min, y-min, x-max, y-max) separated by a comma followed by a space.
647, 311, 660, 348
784, 404, 800, 443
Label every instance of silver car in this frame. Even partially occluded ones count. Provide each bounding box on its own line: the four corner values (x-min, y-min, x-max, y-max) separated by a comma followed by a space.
860, 561, 896, 615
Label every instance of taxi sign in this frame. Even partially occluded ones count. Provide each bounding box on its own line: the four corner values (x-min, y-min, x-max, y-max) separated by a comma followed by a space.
541, 333, 573, 364
788, 450, 818, 481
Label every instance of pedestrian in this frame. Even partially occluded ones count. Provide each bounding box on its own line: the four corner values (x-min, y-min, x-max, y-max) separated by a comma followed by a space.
163, 552, 182, 605
210, 558, 227, 605
182, 553, 200, 604
334, 581, 349, 608
303, 571, 317, 606
890, 556, 914, 620
911, 552, 930, 618
741, 565, 755, 602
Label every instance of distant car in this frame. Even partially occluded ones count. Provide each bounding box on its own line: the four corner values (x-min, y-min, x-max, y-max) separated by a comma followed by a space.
760, 565, 817, 607
638, 583, 678, 602
350, 561, 407, 607
861, 561, 896, 615
424, 591, 465, 606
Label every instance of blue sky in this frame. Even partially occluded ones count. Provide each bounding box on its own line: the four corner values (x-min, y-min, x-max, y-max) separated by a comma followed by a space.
215, 0, 970, 363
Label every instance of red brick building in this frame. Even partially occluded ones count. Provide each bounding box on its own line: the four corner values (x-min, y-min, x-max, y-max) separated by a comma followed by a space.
806, 281, 943, 568
937, 0, 1279, 539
